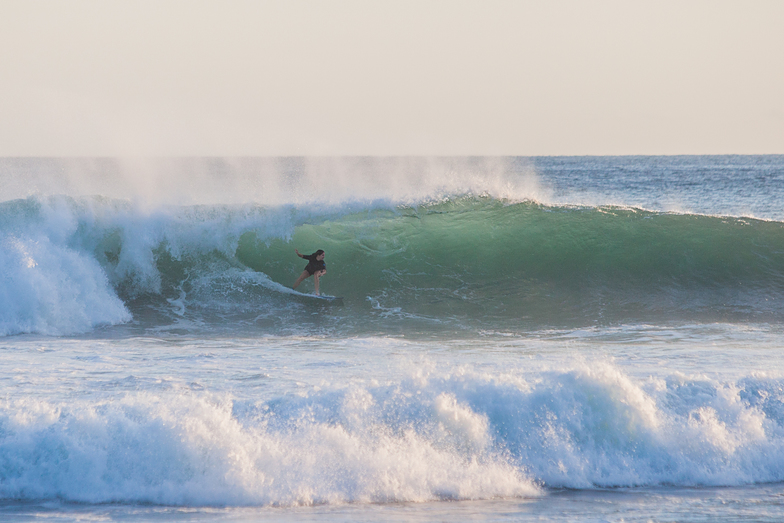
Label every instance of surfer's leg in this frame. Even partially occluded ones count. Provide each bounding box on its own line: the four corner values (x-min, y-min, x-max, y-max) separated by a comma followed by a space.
312, 269, 326, 295
292, 270, 310, 289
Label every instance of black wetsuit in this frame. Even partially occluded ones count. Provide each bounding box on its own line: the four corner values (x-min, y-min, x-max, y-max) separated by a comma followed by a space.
302, 253, 326, 275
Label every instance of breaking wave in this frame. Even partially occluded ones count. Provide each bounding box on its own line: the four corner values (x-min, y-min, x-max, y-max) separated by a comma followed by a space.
1, 192, 783, 336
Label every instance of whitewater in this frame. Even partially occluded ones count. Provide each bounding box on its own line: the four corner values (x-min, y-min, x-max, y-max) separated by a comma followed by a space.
1, 155, 784, 522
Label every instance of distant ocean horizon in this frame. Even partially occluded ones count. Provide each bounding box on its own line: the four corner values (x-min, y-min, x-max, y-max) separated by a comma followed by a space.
2, 155, 784, 521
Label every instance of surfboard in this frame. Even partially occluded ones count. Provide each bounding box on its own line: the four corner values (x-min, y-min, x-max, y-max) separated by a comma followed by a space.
297, 293, 343, 305
259, 277, 342, 305
298, 294, 344, 305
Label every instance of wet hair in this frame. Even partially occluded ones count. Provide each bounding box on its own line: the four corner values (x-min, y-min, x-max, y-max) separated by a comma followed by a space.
314, 250, 325, 256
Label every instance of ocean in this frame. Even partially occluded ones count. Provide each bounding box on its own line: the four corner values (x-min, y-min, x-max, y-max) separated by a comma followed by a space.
1, 155, 784, 521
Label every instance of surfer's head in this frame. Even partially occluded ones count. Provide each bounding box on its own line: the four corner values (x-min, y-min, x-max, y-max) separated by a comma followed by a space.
314, 249, 325, 260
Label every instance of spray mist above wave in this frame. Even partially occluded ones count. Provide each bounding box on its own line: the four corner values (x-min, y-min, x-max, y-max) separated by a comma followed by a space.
0, 157, 551, 207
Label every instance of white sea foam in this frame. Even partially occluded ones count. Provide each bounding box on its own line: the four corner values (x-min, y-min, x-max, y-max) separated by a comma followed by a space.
0, 390, 536, 506
2, 362, 784, 506
0, 217, 131, 336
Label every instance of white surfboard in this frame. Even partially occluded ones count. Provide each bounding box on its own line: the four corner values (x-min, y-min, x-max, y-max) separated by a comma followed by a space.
254, 274, 343, 305
299, 294, 344, 305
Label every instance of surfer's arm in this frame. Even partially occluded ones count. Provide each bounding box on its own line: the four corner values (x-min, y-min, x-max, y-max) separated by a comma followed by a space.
295, 249, 303, 258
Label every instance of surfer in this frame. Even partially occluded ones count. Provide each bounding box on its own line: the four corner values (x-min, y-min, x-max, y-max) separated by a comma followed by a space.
293, 249, 327, 295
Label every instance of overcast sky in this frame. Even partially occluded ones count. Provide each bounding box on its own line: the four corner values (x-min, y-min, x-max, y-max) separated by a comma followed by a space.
1, 0, 782, 156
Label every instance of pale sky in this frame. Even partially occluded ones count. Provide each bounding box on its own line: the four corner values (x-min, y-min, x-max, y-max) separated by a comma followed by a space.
1, 0, 782, 156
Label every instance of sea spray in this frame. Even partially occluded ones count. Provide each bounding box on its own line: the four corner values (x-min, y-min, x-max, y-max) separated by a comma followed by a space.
0, 157, 547, 207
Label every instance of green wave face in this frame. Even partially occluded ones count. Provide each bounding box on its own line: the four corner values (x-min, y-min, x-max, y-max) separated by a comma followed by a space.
236, 198, 784, 331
